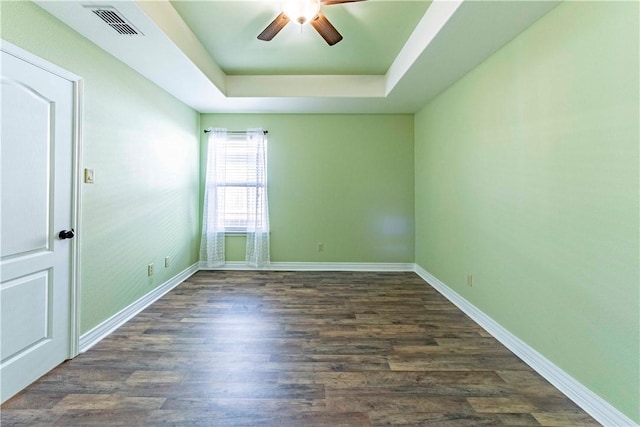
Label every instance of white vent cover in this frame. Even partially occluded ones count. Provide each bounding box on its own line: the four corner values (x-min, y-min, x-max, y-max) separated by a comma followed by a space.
85, 6, 143, 36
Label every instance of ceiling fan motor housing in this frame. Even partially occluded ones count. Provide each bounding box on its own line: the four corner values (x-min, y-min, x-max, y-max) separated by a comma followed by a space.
282, 0, 321, 25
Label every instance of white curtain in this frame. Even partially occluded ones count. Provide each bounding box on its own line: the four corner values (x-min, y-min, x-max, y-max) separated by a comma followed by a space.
245, 129, 270, 267
200, 128, 227, 267
200, 128, 270, 268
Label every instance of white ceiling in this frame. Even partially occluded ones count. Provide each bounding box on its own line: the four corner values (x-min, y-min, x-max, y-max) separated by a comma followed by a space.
35, 0, 560, 114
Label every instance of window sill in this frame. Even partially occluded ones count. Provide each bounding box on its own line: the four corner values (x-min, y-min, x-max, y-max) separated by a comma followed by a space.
223, 230, 270, 236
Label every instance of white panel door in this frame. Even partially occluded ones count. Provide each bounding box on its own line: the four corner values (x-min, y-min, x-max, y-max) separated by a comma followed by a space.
1, 49, 75, 402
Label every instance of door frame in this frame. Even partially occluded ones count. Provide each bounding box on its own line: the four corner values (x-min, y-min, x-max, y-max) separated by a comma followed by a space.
1, 40, 83, 359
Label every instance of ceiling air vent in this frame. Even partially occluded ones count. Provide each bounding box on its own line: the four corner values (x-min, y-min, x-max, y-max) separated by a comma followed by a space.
85, 6, 143, 36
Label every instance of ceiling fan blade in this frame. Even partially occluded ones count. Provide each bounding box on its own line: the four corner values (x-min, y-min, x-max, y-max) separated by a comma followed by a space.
310, 12, 343, 46
321, 0, 367, 5
257, 12, 290, 41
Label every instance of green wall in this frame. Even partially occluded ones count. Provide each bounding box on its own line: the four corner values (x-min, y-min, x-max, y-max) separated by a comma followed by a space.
414, 1, 639, 422
200, 114, 415, 263
1, 2, 201, 334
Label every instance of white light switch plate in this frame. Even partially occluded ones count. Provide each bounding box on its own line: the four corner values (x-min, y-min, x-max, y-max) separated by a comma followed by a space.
84, 168, 94, 184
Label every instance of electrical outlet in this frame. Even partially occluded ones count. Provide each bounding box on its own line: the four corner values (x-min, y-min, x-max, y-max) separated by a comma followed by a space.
164, 257, 170, 268
317, 243, 324, 253
467, 274, 473, 287
148, 263, 154, 276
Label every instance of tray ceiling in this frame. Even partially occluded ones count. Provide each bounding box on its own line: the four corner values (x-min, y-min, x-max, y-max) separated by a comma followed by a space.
35, 0, 560, 113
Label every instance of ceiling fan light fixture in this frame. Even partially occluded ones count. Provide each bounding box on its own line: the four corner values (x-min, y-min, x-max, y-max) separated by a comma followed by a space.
281, 0, 321, 25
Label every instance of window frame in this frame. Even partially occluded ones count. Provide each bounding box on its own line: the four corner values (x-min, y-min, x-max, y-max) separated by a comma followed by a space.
212, 134, 268, 234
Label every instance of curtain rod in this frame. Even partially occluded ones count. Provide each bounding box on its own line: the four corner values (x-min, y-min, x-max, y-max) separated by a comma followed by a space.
203, 128, 268, 135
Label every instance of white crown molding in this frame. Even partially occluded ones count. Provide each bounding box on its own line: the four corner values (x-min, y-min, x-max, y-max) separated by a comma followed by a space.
413, 264, 638, 427
78, 263, 199, 353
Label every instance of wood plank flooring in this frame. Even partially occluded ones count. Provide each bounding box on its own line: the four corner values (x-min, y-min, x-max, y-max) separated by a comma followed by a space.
1, 271, 599, 426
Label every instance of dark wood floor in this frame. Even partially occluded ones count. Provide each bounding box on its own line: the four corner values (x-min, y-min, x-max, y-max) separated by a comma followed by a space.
2, 271, 599, 426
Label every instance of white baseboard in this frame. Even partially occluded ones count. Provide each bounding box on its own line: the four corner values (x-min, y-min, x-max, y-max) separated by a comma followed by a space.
78, 262, 199, 353
199, 261, 415, 272
414, 264, 637, 427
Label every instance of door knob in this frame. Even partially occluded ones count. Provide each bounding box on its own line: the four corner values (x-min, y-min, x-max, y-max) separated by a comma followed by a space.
58, 229, 75, 240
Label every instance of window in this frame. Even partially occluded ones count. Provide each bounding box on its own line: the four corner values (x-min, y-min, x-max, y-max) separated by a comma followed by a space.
214, 135, 268, 232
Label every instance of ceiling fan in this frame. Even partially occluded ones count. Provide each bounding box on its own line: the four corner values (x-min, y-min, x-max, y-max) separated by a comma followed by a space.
258, 0, 367, 46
